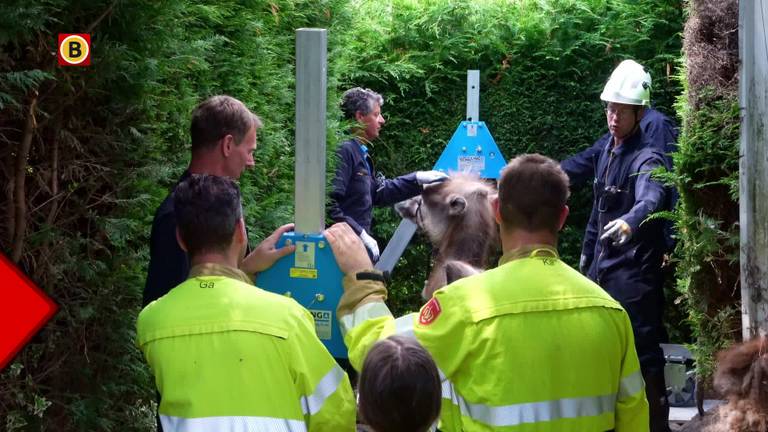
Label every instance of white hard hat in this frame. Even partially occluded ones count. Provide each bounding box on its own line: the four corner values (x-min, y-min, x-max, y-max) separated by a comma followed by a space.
600, 60, 651, 106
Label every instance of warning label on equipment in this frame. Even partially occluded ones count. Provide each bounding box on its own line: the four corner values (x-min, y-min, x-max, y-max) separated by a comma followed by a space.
295, 241, 316, 268
310, 309, 332, 340
467, 123, 478, 137
290, 267, 317, 279
458, 155, 485, 172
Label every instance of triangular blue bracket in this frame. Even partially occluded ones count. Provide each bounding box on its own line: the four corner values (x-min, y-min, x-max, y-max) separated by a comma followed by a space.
432, 121, 507, 179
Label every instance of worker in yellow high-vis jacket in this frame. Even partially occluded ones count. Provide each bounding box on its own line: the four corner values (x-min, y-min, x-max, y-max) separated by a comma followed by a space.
137, 174, 355, 432
326, 154, 649, 432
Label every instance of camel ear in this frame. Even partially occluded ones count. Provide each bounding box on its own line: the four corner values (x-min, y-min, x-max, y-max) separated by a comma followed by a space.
444, 260, 481, 284
395, 197, 420, 220
447, 194, 467, 216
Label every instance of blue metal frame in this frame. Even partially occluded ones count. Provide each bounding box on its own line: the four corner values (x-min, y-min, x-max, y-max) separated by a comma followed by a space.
432, 121, 506, 179
256, 232, 347, 358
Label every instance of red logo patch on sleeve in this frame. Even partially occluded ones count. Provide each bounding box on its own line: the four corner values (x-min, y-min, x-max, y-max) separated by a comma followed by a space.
419, 297, 442, 325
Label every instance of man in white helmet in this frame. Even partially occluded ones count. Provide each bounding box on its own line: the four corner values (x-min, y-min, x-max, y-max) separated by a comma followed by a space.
575, 60, 673, 432
561, 68, 678, 188
561, 62, 679, 255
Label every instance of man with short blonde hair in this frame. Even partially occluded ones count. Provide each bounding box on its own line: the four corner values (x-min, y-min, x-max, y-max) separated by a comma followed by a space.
144, 95, 292, 307
142, 95, 295, 431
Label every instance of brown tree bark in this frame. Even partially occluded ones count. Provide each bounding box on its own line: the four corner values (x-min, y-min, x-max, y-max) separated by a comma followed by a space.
46, 119, 61, 227
11, 92, 38, 263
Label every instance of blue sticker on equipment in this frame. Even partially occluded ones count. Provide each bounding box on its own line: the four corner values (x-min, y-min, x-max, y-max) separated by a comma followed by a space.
256, 232, 347, 358
432, 121, 507, 179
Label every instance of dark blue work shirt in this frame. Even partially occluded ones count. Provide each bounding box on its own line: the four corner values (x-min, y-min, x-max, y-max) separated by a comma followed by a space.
561, 108, 678, 189
143, 171, 191, 307
562, 108, 679, 252
583, 130, 670, 290
143, 171, 251, 307
329, 138, 422, 235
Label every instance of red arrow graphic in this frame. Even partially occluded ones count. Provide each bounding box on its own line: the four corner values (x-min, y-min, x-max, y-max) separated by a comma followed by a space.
0, 253, 58, 370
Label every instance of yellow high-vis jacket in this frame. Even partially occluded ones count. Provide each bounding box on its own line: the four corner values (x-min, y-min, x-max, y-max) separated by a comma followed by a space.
339, 246, 649, 431
137, 263, 356, 432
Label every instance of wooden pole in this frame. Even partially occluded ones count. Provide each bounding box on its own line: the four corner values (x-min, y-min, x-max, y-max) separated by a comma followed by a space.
739, 0, 768, 338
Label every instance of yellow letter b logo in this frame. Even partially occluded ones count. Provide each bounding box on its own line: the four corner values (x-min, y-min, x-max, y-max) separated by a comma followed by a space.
58, 34, 91, 66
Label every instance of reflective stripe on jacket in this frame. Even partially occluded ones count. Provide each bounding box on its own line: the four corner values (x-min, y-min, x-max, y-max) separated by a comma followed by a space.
138, 263, 356, 432
340, 247, 648, 431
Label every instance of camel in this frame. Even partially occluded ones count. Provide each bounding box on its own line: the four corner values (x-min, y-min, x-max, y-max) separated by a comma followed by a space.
395, 173, 498, 299
680, 336, 768, 432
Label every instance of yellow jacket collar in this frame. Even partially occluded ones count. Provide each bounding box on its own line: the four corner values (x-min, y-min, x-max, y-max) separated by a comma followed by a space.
188, 263, 253, 286
499, 244, 559, 266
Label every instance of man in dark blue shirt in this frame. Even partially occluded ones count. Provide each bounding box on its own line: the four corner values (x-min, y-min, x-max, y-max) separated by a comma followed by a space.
561, 108, 678, 189
567, 60, 674, 432
144, 95, 294, 307
329, 88, 447, 261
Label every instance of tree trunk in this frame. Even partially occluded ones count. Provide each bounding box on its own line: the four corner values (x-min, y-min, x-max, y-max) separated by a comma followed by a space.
11, 92, 38, 263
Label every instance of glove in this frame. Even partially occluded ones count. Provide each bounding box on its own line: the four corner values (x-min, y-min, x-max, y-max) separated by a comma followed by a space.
416, 170, 449, 185
359, 229, 380, 261
600, 219, 632, 246
579, 254, 589, 274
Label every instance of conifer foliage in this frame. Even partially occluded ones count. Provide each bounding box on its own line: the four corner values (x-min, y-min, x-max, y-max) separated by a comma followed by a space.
666, 0, 740, 383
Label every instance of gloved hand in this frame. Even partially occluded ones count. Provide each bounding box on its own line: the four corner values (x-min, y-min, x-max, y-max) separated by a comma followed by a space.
416, 170, 449, 185
579, 254, 589, 274
359, 229, 380, 261
600, 219, 632, 246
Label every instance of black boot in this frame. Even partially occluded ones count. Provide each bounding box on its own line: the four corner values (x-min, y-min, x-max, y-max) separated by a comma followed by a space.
644, 369, 671, 432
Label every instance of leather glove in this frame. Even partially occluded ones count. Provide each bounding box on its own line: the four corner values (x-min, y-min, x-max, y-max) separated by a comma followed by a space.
359, 229, 380, 261
600, 219, 632, 246
416, 170, 449, 185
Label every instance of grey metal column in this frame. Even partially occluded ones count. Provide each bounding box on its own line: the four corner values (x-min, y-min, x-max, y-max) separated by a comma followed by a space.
739, 1, 768, 338
466, 70, 480, 121
294, 28, 327, 235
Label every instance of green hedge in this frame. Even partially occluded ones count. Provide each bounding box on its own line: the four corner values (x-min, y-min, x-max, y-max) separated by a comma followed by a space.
661, 0, 740, 383
0, 1, 353, 429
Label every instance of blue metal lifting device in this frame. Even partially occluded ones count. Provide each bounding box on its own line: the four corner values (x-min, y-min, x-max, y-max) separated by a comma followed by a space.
256, 29, 348, 358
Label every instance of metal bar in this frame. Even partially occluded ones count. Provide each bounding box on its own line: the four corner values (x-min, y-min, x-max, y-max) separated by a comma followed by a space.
739, 0, 768, 338
375, 219, 418, 274
466, 70, 480, 121
294, 28, 327, 235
